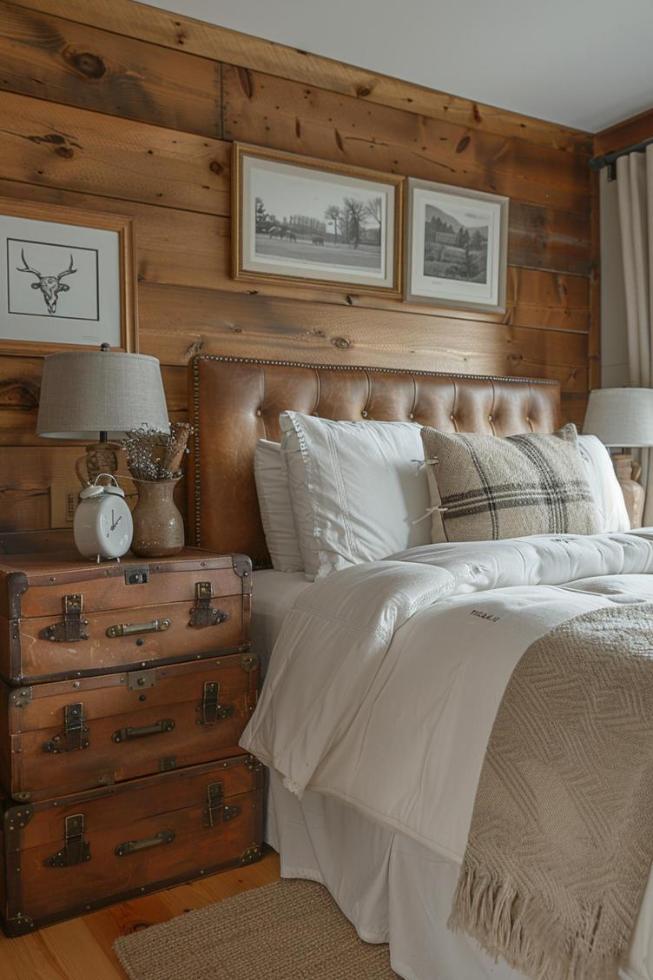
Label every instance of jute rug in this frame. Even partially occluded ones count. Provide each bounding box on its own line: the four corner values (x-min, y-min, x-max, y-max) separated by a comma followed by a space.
114, 879, 399, 979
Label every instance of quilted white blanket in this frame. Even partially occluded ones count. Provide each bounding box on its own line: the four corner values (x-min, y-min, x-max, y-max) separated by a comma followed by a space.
240, 531, 653, 974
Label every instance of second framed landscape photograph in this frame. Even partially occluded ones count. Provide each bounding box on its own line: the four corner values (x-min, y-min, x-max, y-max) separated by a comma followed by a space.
405, 178, 508, 313
232, 143, 403, 296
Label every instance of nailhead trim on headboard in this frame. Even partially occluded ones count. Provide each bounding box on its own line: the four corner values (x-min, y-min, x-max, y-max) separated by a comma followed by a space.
190, 353, 559, 555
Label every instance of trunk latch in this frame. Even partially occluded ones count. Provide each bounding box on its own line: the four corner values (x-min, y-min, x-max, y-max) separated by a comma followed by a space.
206, 781, 241, 827
199, 681, 235, 726
43, 703, 90, 754
45, 814, 91, 867
189, 582, 230, 628
41, 594, 88, 643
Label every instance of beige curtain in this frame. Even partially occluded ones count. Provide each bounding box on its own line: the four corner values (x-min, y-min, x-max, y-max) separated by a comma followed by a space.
616, 146, 653, 525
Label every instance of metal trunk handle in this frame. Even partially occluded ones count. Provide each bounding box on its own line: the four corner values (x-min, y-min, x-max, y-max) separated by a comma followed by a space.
106, 618, 171, 638
115, 829, 175, 857
112, 719, 175, 743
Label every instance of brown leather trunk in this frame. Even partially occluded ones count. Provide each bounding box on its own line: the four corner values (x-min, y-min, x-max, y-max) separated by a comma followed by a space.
0, 754, 264, 936
0, 549, 252, 685
0, 653, 260, 803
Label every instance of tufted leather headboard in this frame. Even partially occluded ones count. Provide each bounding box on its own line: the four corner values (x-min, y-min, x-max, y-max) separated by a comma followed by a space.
189, 355, 560, 566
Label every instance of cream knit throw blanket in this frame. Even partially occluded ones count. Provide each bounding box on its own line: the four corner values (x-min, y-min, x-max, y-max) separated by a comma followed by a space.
449, 603, 653, 980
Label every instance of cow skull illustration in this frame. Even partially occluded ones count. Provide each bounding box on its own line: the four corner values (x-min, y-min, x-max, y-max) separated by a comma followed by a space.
16, 249, 77, 314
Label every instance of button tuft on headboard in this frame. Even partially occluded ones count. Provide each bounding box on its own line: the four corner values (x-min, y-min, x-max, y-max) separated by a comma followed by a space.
189, 355, 561, 561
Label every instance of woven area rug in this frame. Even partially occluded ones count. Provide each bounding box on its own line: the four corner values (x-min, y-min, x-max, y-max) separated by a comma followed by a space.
114, 878, 398, 979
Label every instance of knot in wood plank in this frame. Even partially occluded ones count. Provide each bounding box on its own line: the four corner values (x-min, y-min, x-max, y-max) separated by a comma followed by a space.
64, 48, 107, 80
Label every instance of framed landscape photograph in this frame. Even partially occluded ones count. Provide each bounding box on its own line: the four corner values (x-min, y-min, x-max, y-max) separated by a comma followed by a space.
0, 197, 137, 356
232, 143, 403, 296
405, 178, 508, 312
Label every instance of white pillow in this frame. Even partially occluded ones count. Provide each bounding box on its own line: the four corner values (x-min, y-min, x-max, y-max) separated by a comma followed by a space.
577, 434, 630, 532
280, 412, 431, 580
254, 439, 304, 572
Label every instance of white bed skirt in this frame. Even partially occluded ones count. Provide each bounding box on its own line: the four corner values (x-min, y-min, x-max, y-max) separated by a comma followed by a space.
254, 571, 652, 980
267, 768, 525, 980
267, 769, 648, 980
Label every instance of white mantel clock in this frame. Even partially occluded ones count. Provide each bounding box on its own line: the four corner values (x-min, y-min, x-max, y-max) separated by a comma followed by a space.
73, 474, 133, 562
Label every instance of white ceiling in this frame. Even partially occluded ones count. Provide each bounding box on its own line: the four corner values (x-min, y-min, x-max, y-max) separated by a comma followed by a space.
143, 0, 653, 132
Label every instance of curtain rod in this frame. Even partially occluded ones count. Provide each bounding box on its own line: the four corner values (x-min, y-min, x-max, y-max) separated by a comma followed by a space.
590, 134, 653, 174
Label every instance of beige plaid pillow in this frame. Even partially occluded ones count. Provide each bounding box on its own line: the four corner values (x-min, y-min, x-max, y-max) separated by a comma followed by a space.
421, 423, 600, 542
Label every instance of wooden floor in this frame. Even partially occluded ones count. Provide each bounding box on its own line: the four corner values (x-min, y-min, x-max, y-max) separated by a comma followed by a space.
0, 851, 281, 980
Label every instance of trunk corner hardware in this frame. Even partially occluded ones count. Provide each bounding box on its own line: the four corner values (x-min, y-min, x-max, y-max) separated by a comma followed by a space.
240, 844, 262, 865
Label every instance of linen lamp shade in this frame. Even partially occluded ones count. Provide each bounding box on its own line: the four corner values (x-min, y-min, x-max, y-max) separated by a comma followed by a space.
582, 387, 653, 448
36, 349, 169, 440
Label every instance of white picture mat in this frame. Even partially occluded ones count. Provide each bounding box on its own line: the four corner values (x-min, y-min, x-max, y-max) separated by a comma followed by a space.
0, 214, 121, 347
411, 189, 500, 303
241, 155, 396, 288
405, 179, 508, 312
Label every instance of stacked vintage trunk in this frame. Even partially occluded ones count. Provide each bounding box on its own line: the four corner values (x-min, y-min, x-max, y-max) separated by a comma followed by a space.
0, 549, 263, 936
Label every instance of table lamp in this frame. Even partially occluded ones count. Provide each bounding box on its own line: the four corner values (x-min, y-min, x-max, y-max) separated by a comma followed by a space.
583, 386, 653, 528
36, 344, 170, 486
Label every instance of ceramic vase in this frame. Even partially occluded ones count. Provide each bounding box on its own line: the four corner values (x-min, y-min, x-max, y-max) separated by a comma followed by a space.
131, 478, 184, 557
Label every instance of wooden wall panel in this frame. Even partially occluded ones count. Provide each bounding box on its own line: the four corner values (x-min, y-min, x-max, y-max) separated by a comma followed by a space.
221, 66, 591, 215
0, 0, 594, 536
137, 285, 589, 389
10, 0, 592, 153
0, 89, 229, 215
0, 1, 222, 136
593, 107, 653, 157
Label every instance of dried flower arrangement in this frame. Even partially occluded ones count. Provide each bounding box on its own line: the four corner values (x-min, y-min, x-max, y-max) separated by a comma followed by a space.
121, 422, 193, 482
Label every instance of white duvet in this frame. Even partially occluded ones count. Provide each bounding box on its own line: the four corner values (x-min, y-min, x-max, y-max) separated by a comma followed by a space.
241, 531, 653, 978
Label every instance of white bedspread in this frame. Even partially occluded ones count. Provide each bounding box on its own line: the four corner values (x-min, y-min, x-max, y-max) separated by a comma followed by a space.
243, 531, 653, 859
241, 531, 653, 977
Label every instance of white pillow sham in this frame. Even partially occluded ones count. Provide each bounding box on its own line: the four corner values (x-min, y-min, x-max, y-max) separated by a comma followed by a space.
577, 434, 630, 532
280, 412, 431, 580
253, 439, 304, 572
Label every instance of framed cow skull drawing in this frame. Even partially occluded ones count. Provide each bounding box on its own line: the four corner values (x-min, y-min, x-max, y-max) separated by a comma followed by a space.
0, 198, 137, 356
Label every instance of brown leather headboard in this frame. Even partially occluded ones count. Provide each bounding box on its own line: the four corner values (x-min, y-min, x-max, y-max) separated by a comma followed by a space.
189, 355, 561, 566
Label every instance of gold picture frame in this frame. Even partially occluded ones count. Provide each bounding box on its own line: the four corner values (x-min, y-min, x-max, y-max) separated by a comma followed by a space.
232, 143, 403, 297
0, 196, 137, 357
404, 178, 509, 313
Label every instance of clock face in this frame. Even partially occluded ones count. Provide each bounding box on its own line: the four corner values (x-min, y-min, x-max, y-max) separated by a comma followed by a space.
98, 496, 134, 558
74, 491, 134, 560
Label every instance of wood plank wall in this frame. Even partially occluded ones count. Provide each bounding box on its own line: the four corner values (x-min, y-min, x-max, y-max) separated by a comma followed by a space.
0, 0, 596, 545
594, 107, 653, 157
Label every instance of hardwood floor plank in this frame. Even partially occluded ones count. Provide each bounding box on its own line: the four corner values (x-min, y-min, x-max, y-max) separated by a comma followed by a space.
0, 853, 280, 980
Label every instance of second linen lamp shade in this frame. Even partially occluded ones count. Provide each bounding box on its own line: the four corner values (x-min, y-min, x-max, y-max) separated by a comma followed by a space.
37, 350, 169, 439
583, 387, 653, 448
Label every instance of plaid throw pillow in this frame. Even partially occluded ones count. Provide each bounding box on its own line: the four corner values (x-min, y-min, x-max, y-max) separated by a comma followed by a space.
421, 423, 600, 542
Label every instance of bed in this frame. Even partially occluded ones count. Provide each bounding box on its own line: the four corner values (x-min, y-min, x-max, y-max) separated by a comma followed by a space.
189, 354, 653, 980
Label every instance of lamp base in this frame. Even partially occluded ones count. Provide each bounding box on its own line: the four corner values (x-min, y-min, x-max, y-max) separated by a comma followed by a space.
75, 442, 121, 487
612, 453, 645, 529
